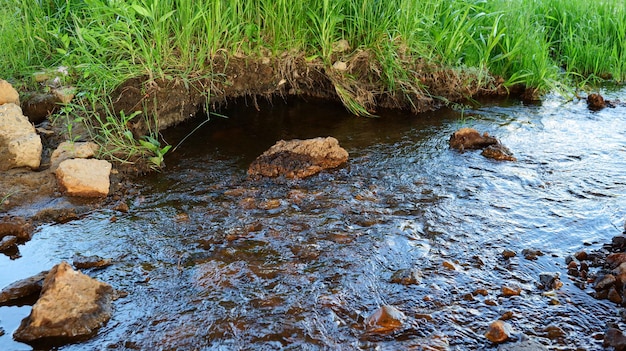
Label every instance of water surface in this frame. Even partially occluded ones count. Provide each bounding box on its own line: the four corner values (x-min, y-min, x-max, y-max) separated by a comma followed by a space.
1, 92, 625, 350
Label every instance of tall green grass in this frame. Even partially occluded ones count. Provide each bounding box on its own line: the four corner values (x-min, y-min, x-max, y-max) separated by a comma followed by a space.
1, 0, 625, 163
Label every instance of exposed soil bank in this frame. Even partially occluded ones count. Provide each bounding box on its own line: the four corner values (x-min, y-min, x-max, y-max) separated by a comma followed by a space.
110, 53, 516, 136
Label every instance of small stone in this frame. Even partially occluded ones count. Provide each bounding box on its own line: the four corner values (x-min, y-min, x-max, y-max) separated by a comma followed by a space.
544, 325, 565, 339
365, 305, 406, 334
72, 254, 112, 270
574, 250, 588, 261
473, 288, 489, 296
50, 141, 99, 171
502, 286, 521, 297
481, 144, 516, 161
587, 93, 606, 110
258, 199, 281, 210
522, 248, 543, 260
113, 201, 129, 213
502, 250, 516, 259
332, 61, 348, 71
500, 311, 514, 320
390, 268, 422, 285
0, 235, 17, 251
442, 261, 457, 270
485, 320, 512, 343
539, 272, 561, 290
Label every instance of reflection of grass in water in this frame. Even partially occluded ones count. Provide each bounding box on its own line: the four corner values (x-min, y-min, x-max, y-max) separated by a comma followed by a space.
1, 0, 625, 161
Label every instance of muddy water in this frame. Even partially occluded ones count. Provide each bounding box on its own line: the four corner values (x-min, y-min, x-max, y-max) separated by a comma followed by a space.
2, 92, 626, 350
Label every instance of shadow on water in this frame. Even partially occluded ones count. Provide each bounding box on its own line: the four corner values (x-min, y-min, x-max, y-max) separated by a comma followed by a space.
1, 92, 626, 350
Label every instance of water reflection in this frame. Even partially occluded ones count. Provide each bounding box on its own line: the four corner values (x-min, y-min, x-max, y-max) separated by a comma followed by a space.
1, 93, 625, 350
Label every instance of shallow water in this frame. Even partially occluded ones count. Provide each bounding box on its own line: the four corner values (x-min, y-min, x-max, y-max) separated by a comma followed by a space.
1, 91, 626, 350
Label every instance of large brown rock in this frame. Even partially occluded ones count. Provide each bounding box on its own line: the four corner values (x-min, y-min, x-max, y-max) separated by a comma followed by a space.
55, 158, 112, 197
13, 261, 114, 345
449, 128, 498, 151
248, 137, 348, 178
0, 79, 20, 105
0, 103, 42, 171
485, 320, 512, 343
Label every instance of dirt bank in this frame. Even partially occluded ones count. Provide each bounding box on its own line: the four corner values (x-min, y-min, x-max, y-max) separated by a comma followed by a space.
2, 52, 519, 222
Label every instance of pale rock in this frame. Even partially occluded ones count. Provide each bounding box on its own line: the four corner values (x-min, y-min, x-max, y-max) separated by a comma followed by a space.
0, 103, 42, 170
13, 262, 113, 345
50, 141, 99, 171
365, 305, 406, 333
55, 158, 112, 197
0, 79, 20, 105
333, 61, 348, 71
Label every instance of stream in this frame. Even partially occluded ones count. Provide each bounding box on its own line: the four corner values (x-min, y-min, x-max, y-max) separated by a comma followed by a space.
1, 90, 626, 350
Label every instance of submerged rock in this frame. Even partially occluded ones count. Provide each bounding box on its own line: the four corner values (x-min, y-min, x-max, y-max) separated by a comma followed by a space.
390, 268, 422, 285
0, 103, 42, 171
604, 328, 626, 350
365, 305, 406, 334
0, 216, 34, 250
248, 137, 348, 178
481, 144, 517, 161
0, 271, 48, 306
497, 336, 548, 350
587, 93, 609, 110
55, 158, 112, 197
72, 254, 113, 270
13, 261, 114, 346
449, 128, 498, 151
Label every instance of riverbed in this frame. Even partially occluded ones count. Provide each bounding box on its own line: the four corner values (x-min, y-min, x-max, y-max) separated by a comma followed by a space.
1, 90, 626, 350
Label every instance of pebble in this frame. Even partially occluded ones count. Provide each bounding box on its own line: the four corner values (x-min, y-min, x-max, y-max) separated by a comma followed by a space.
502, 286, 521, 297
365, 305, 406, 333
522, 248, 543, 260
502, 250, 516, 259
390, 268, 422, 285
544, 325, 565, 339
485, 320, 512, 343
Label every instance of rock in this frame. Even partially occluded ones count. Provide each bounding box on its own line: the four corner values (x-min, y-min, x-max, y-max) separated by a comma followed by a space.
522, 248, 543, 260
502, 250, 516, 259
72, 254, 112, 270
449, 128, 498, 151
544, 325, 565, 339
0, 103, 42, 170
390, 268, 422, 285
604, 328, 626, 350
595, 274, 616, 291
332, 39, 351, 53
13, 262, 114, 345
365, 305, 406, 334
485, 320, 512, 343
55, 158, 112, 197
607, 253, 626, 268
50, 141, 99, 171
0, 235, 17, 251
52, 86, 76, 104
248, 137, 348, 178
333, 61, 348, 71
538, 272, 563, 290
0, 216, 33, 242
502, 285, 521, 297
21, 92, 60, 124
587, 93, 606, 110
0, 271, 48, 305
0, 79, 20, 105
481, 144, 516, 161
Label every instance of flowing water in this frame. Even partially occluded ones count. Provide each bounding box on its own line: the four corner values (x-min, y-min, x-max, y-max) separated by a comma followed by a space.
1, 91, 626, 350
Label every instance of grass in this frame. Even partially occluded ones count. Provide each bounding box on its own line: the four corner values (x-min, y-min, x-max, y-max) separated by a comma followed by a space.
1, 0, 625, 166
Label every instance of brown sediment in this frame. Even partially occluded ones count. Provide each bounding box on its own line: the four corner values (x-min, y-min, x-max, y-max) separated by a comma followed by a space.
108, 51, 518, 136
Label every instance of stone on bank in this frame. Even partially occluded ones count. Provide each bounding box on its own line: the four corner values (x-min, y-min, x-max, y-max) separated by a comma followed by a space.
55, 158, 112, 197
0, 103, 42, 171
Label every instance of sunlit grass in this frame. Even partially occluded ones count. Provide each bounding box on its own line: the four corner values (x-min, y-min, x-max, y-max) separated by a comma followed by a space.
1, 0, 625, 164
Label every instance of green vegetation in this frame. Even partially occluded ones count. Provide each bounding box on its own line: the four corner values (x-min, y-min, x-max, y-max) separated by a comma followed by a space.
1, 0, 625, 165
